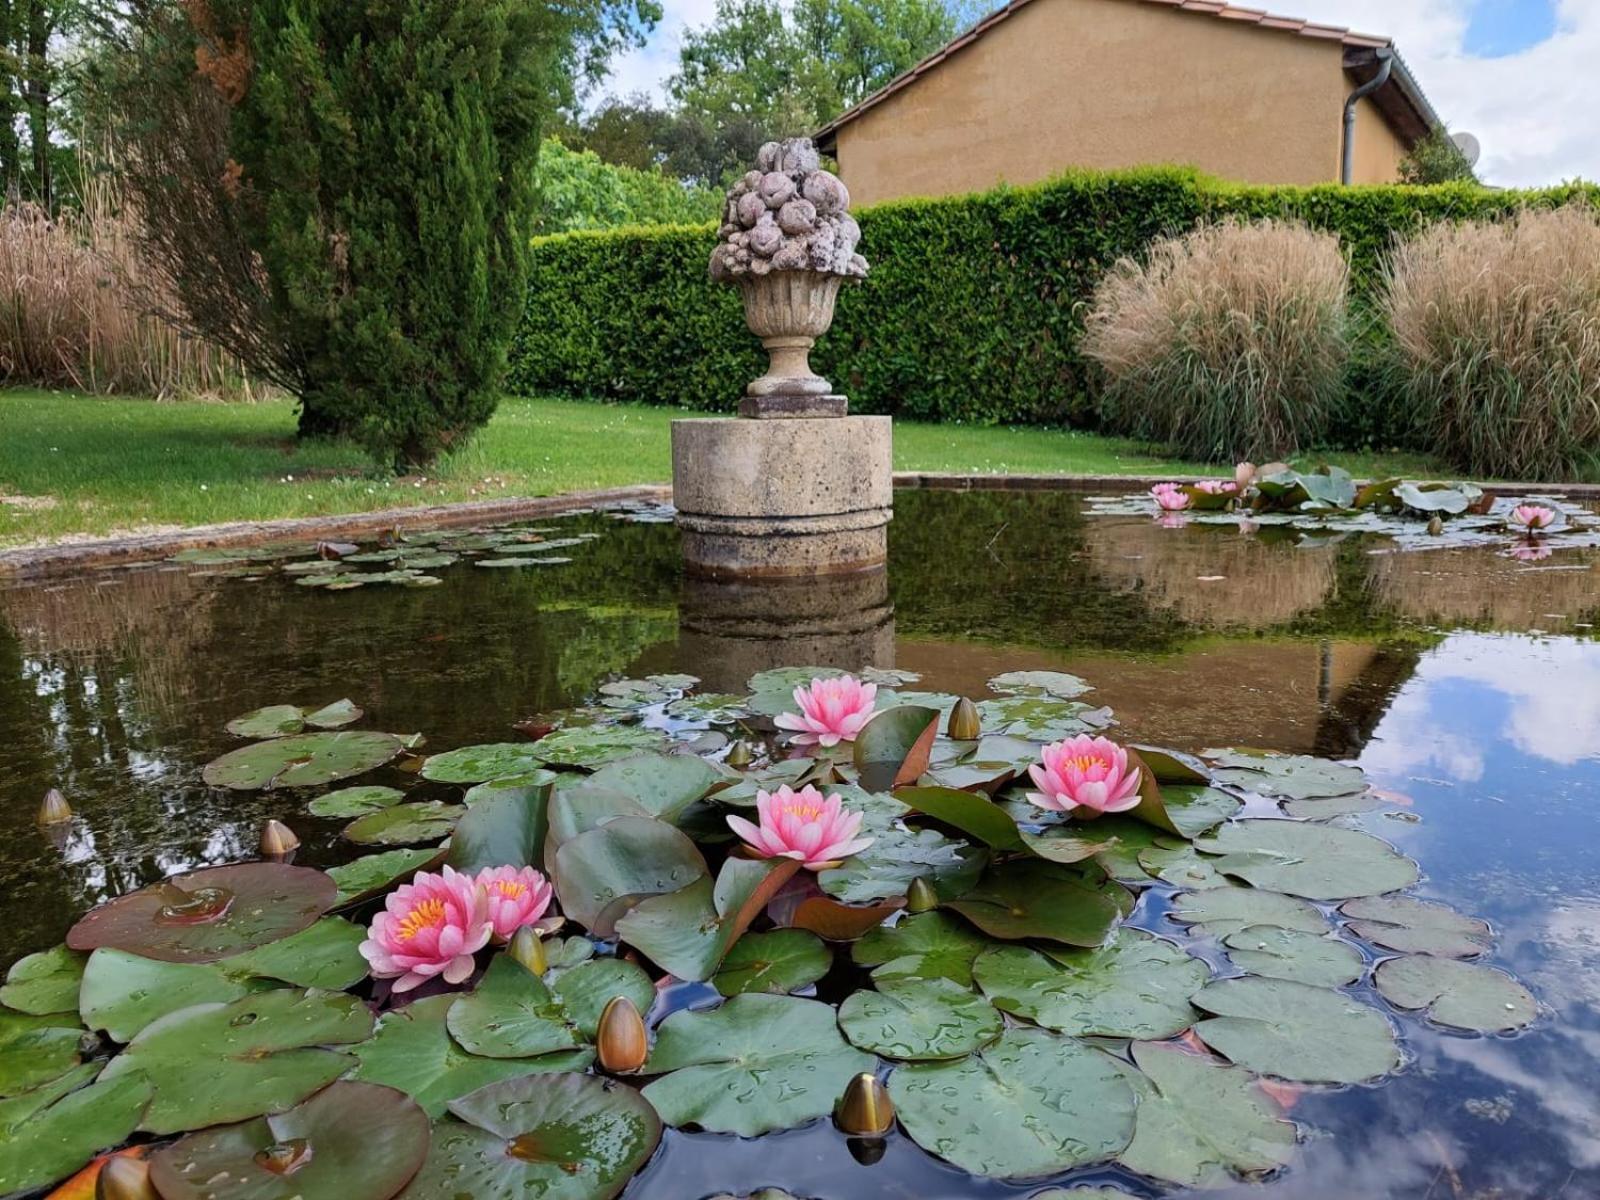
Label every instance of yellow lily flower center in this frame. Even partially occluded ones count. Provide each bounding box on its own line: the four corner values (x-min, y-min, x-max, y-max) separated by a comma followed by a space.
396, 897, 448, 941
493, 880, 528, 900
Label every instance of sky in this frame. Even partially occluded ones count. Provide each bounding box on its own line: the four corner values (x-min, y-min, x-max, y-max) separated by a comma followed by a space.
599, 0, 1596, 188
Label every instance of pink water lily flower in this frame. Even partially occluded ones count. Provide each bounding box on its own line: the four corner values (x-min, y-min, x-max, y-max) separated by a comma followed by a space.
774, 674, 878, 748
1028, 735, 1143, 817
1195, 479, 1238, 496
1150, 483, 1191, 512
727, 785, 875, 870
1510, 503, 1557, 532
360, 865, 493, 992
476, 865, 553, 942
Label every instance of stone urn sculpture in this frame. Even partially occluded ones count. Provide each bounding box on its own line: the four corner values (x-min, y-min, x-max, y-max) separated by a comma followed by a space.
709, 139, 868, 418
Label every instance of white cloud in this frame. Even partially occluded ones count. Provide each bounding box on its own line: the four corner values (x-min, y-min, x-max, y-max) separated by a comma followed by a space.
600, 0, 1598, 187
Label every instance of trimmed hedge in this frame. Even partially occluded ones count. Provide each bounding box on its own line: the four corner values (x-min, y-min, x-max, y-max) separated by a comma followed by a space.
509, 167, 1598, 448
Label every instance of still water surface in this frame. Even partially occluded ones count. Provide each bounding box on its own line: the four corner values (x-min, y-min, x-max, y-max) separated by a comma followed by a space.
3, 489, 1598, 1199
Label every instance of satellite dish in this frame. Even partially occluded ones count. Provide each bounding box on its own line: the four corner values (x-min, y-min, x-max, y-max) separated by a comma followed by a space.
1452, 131, 1482, 167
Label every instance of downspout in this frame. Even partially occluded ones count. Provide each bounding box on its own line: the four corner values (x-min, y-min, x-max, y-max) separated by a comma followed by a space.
1341, 48, 1393, 185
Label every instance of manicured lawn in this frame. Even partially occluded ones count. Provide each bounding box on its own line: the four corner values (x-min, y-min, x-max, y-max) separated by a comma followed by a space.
0, 389, 1446, 549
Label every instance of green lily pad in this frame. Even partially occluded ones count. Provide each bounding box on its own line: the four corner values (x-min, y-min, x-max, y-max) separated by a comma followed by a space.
852, 911, 992, 986
1206, 749, 1367, 801
854, 706, 939, 792
975, 929, 1206, 1039
838, 976, 1003, 1060
149, 1080, 430, 1200
744, 667, 850, 716
66, 862, 336, 963
1192, 977, 1401, 1083
0, 945, 85, 1015
308, 785, 406, 818
713, 929, 831, 996
100, 988, 375, 1134
1116, 1041, 1296, 1188
1373, 955, 1537, 1032
585, 753, 719, 822
0, 1010, 83, 1097
1138, 843, 1226, 887
447, 956, 587, 1059
224, 916, 369, 990
549, 958, 657, 1039
614, 856, 800, 981
1193, 820, 1419, 900
327, 847, 444, 904
1169, 887, 1328, 939
203, 731, 405, 790
986, 670, 1093, 699
945, 860, 1129, 946
641, 994, 874, 1136
448, 777, 552, 873
1341, 895, 1493, 958
1159, 785, 1243, 839
80, 949, 263, 1042
665, 693, 751, 724
406, 1073, 660, 1200
553, 815, 709, 937
597, 678, 675, 710
226, 704, 310, 738
817, 790, 986, 905
421, 742, 551, 784
304, 698, 364, 729
343, 801, 462, 845
533, 724, 669, 769
889, 1027, 1136, 1178
893, 785, 1025, 850
0, 1067, 153, 1195
1282, 792, 1383, 819
1223, 926, 1364, 988
1129, 745, 1211, 785
350, 995, 591, 1118
1084, 818, 1174, 883
976, 696, 1113, 740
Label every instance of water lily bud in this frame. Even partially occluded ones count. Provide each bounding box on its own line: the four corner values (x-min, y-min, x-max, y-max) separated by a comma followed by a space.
509, 926, 547, 976
1234, 461, 1257, 491
260, 819, 299, 859
596, 996, 648, 1073
835, 1072, 894, 1137
725, 740, 754, 768
37, 788, 71, 825
906, 877, 939, 913
946, 697, 981, 741
1427, 515, 1444, 536
97, 1156, 157, 1200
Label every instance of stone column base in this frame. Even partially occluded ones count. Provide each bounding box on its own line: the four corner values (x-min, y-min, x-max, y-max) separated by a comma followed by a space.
671, 415, 892, 578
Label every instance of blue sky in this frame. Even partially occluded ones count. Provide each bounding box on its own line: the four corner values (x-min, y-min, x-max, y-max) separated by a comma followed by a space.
600, 0, 1598, 187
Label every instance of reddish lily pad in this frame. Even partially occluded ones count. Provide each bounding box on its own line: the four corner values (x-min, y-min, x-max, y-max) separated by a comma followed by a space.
854, 706, 939, 792
149, 1081, 430, 1200
66, 863, 336, 963
203, 731, 405, 790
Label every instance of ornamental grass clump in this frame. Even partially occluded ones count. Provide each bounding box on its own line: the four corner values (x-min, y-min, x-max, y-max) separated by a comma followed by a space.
1083, 219, 1351, 462
1381, 204, 1600, 481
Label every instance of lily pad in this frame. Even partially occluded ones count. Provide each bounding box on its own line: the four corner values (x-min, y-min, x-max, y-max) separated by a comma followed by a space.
447, 956, 587, 1059
854, 706, 939, 792
350, 995, 591, 1118
0, 1067, 153, 1195
817, 790, 986, 905
304, 698, 364, 729
1222, 926, 1364, 988
0, 944, 85, 1015
226, 704, 310, 739
1084, 818, 1174, 883
549, 957, 658, 1039
665, 693, 751, 724
343, 801, 463, 845
308, 785, 406, 818
554, 815, 709, 937
533, 724, 669, 769
327, 847, 444, 904
1168, 888, 1328, 939
421, 742, 550, 784
976, 696, 1113, 740
203, 731, 405, 790
223, 916, 369, 990
1341, 895, 1493, 958
1373, 955, 1537, 1032
100, 988, 375, 1134
986, 670, 1093, 699
1158, 785, 1243, 839
585, 753, 719, 822
1192, 977, 1401, 1083
1193, 819, 1419, 900
1282, 792, 1382, 819
975, 929, 1206, 1039
1206, 749, 1367, 801
81, 949, 261, 1042
66, 862, 336, 963
713, 929, 831, 996
406, 1073, 660, 1200
0, 1011, 83, 1097
1138, 843, 1226, 887
889, 1027, 1136, 1178
1116, 1041, 1296, 1188
614, 857, 801, 981
744, 666, 850, 716
641, 994, 873, 1136
945, 860, 1129, 946
448, 778, 551, 873
838, 976, 1003, 1060
852, 912, 992, 986
893, 785, 1025, 850
149, 1081, 430, 1200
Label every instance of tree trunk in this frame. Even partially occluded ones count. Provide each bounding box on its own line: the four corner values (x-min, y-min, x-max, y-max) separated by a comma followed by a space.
24, 0, 49, 209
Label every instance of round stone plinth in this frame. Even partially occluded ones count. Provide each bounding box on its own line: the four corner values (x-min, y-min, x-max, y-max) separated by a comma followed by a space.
671, 415, 892, 578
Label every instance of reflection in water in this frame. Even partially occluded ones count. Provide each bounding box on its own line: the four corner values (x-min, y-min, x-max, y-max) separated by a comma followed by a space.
4, 491, 1600, 1197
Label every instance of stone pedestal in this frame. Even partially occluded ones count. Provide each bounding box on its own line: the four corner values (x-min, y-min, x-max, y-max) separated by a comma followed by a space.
672, 415, 892, 578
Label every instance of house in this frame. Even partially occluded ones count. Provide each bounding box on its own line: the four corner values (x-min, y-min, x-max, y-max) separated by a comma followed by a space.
814, 0, 1442, 205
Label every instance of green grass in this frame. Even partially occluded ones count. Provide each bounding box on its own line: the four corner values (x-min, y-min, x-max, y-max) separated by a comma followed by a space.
0, 389, 1447, 549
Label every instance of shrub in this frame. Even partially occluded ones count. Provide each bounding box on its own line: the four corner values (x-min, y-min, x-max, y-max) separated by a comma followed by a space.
1082, 220, 1350, 462
534, 138, 721, 233
1381, 205, 1600, 480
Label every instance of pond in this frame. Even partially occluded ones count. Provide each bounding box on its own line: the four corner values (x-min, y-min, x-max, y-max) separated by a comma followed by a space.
2, 486, 1599, 1199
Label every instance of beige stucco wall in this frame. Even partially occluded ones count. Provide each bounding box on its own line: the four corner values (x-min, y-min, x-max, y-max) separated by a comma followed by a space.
1349, 94, 1408, 184
832, 0, 1408, 204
